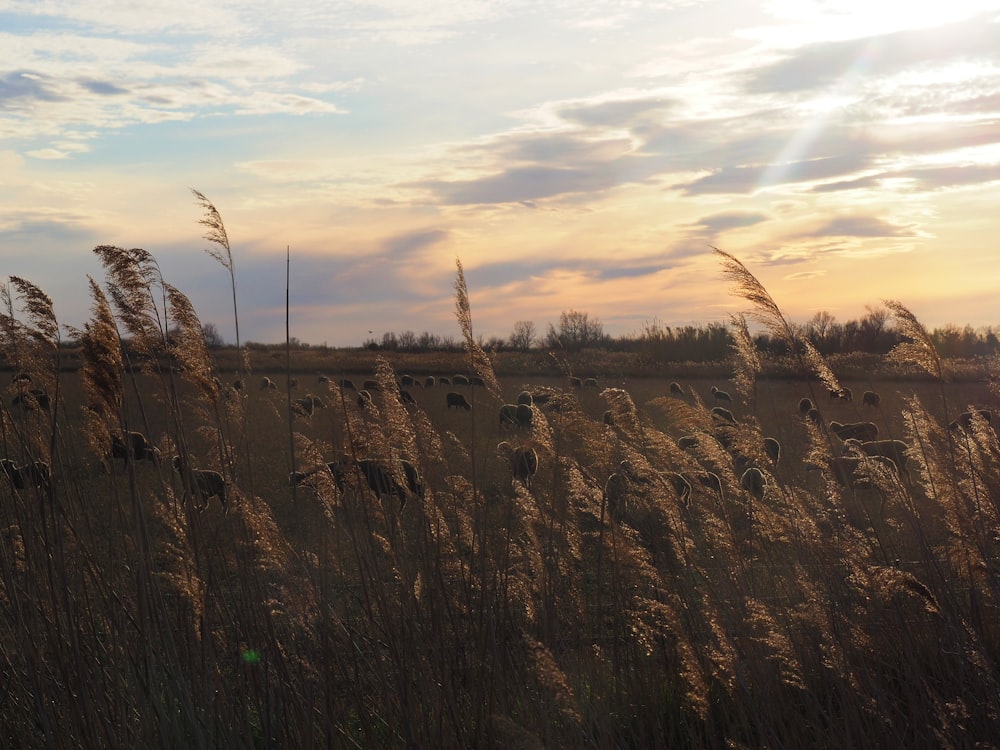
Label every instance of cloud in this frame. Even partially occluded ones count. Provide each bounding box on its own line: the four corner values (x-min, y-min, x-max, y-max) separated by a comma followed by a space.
674, 154, 874, 195
691, 211, 770, 233
0, 70, 64, 106
380, 228, 449, 257
805, 215, 916, 238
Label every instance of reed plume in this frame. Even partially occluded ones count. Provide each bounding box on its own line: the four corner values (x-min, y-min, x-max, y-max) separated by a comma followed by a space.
453, 258, 501, 401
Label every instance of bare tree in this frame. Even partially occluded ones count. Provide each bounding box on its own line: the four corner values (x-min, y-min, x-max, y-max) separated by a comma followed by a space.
509, 320, 536, 350
545, 310, 607, 350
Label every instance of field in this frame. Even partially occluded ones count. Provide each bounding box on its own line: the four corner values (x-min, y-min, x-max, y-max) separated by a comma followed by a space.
3, 249, 1000, 748
3, 352, 1000, 748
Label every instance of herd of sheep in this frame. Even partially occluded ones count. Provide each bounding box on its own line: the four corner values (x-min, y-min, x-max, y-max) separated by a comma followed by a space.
2, 368, 994, 525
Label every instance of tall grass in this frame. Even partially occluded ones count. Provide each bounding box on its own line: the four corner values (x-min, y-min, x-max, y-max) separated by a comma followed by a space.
0, 243, 998, 748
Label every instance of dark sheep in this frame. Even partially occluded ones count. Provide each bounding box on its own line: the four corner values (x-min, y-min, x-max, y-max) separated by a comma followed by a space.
515, 403, 534, 430
260, 376, 277, 390
398, 390, 416, 405
357, 390, 374, 409
829, 387, 853, 402
711, 386, 732, 403
111, 431, 161, 465
338, 378, 357, 391
400, 374, 417, 386
798, 397, 815, 415
292, 394, 327, 416
172, 456, 228, 513
516, 391, 533, 406
602, 410, 614, 426
424, 376, 436, 388
664, 471, 692, 509
603, 460, 644, 517
805, 408, 824, 427
845, 438, 909, 473
740, 467, 767, 501
354, 458, 411, 508
711, 406, 737, 425
763, 437, 781, 465
362, 379, 381, 392
830, 420, 879, 443
498, 441, 539, 489
452, 375, 470, 386
438, 376, 451, 385
949, 409, 993, 431
499, 404, 519, 427
669, 382, 683, 395
569, 376, 583, 389
446, 392, 472, 411
1, 459, 51, 490
469, 376, 485, 387
862, 390, 881, 408
582, 377, 599, 388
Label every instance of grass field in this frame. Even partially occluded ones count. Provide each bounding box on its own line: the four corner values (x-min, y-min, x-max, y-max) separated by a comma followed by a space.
2, 249, 999, 747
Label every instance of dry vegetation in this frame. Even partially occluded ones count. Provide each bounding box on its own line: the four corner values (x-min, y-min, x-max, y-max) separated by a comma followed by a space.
1, 242, 999, 748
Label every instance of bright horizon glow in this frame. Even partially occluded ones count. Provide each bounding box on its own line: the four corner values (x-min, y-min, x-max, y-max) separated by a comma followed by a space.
3, 1, 1000, 346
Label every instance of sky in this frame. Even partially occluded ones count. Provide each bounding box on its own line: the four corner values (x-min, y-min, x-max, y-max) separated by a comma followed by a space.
2, 0, 1000, 347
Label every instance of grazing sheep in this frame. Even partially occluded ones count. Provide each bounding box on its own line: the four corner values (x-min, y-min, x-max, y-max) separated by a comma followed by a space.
711, 385, 733, 403
515, 403, 534, 430
809, 455, 897, 490
400, 459, 425, 500
949, 409, 993, 431
603, 460, 641, 517
347, 458, 411, 508
260, 376, 277, 390
805, 408, 824, 427
763, 437, 781, 465
292, 394, 327, 417
798, 397, 815, 416
424, 376, 436, 388
740, 467, 767, 501
469, 376, 485, 387
669, 382, 684, 396
711, 406, 737, 425
830, 420, 879, 443
499, 404, 519, 427
498, 442, 538, 489
602, 410, 614, 426
317, 374, 330, 384
11, 389, 51, 411
447, 392, 472, 411
516, 391, 533, 406
362, 379, 381, 392
582, 377, 599, 388
398, 390, 416, 405
111, 431, 160, 465
338, 378, 357, 391
569, 376, 583, 389
829, 387, 853, 402
664, 471, 692, 509
438, 376, 451, 385
677, 435, 699, 451
692, 470, 724, 500
172, 456, 228, 513
862, 390, 881, 408
357, 390, 374, 409
400, 374, 417, 386
1, 459, 51, 490
845, 439, 909, 473
452, 375, 470, 386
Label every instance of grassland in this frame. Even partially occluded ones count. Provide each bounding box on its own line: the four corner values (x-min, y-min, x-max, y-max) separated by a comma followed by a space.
2, 250, 999, 748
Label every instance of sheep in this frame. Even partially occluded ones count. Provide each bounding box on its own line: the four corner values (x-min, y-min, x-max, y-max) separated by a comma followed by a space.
338, 378, 357, 391
400, 374, 417, 386
669, 381, 684, 396
317, 374, 330, 384
292, 394, 327, 417
362, 379, 381, 392
260, 376, 277, 390
798, 397, 815, 416
400, 459, 425, 500
172, 456, 228, 513
829, 387, 853, 402
232, 378, 244, 391
805, 408, 824, 427
10, 389, 51, 411
446, 392, 472, 411
438, 376, 451, 385
692, 470, 724, 500
498, 441, 539, 489
338, 457, 411, 508
1, 459, 51, 490
677, 435, 699, 451
809, 455, 897, 490
452, 375, 470, 386
603, 460, 641, 517
830, 420, 879, 443
111, 431, 160, 465
949, 409, 993, 431
582, 377, 599, 388
711, 385, 732, 403
711, 406, 737, 425
356, 390, 374, 409
663, 471, 692, 509
515, 403, 534, 430
602, 410, 614, 426
845, 439, 909, 473
763, 437, 781, 465
499, 404, 519, 427
569, 376, 583, 389
740, 467, 767, 501
516, 391, 533, 406
424, 376, 436, 388
862, 390, 881, 408
398, 390, 416, 405
469, 376, 485, 387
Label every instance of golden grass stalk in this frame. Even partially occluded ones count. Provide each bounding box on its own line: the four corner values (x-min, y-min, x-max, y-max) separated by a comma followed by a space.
884, 299, 944, 382
453, 258, 502, 401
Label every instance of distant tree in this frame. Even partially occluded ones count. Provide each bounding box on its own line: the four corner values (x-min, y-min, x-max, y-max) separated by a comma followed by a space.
201, 323, 225, 348
509, 320, 536, 350
545, 310, 607, 350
